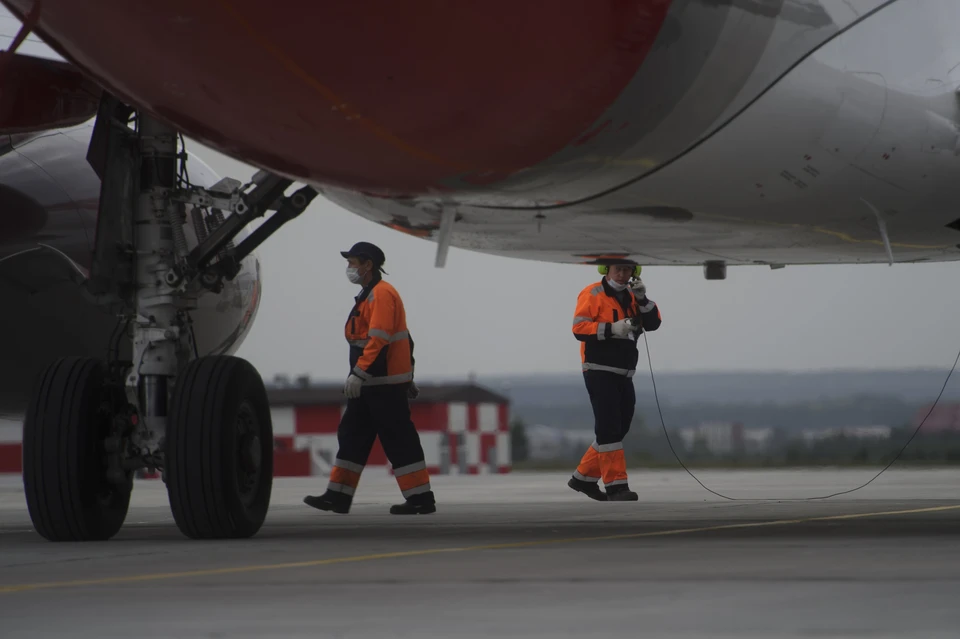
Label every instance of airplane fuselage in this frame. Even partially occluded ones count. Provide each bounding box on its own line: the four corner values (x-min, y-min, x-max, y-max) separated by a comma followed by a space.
4, 0, 960, 267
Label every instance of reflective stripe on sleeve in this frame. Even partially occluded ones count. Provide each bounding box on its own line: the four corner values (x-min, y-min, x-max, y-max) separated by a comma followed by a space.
352, 366, 372, 380
368, 328, 410, 342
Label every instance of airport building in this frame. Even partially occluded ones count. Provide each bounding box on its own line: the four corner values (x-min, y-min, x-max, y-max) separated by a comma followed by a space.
0, 419, 18, 476
268, 379, 512, 477
909, 402, 960, 433
0, 380, 513, 477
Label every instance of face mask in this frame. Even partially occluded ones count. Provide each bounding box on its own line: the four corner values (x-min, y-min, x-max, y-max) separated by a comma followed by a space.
606, 278, 627, 291
346, 267, 363, 284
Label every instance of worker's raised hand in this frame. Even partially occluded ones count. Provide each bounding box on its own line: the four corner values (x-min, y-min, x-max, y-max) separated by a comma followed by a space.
629, 277, 646, 299
343, 374, 363, 399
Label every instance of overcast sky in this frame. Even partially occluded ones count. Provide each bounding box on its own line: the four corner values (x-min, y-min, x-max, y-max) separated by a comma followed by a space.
183, 142, 960, 385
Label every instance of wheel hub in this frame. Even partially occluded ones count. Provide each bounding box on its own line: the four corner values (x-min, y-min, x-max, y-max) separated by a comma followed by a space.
241, 434, 261, 472
235, 402, 262, 499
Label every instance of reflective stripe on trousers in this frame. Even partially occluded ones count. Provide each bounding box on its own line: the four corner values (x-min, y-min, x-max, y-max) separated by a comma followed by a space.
582, 362, 635, 377
394, 460, 431, 499
577, 441, 627, 486
327, 458, 365, 497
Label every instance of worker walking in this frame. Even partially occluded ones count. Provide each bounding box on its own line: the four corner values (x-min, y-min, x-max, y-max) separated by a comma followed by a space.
304, 241, 436, 515
568, 261, 661, 501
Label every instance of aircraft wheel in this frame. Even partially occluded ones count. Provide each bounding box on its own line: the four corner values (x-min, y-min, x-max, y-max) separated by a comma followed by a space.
22, 357, 132, 542
165, 355, 273, 539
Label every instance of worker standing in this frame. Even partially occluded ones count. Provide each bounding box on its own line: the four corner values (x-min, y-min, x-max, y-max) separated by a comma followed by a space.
568, 261, 661, 501
304, 241, 436, 515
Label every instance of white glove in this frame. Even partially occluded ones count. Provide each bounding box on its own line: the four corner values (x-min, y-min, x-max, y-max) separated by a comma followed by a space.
611, 319, 632, 338
408, 381, 420, 400
629, 277, 646, 299
343, 374, 363, 399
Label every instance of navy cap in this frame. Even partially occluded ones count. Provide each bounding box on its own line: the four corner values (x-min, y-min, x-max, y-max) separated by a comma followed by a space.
340, 241, 385, 268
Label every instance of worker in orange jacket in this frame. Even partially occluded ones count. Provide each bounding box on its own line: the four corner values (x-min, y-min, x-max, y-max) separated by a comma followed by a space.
569, 261, 661, 501
304, 242, 435, 515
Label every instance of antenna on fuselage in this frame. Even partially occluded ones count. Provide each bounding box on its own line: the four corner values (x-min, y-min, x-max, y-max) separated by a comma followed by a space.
861, 198, 895, 266
433, 206, 457, 268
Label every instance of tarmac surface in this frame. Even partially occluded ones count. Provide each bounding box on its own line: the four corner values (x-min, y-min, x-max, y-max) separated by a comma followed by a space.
1, 468, 959, 638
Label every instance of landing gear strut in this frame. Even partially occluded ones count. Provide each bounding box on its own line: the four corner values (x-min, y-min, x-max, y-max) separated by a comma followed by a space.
21, 95, 317, 541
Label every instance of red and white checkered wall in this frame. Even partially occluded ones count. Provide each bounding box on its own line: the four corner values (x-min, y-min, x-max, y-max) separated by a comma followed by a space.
0, 420, 19, 475
273, 401, 512, 477
0, 401, 512, 477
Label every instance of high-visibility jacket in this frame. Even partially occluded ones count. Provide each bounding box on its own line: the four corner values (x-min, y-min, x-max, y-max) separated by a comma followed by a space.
572, 279, 661, 377
345, 274, 414, 385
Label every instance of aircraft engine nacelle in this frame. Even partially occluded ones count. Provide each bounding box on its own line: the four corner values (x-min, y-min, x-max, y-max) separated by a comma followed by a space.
0, 53, 101, 135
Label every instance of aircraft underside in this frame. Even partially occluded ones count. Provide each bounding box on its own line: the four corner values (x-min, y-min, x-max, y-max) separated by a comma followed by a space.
1, 0, 960, 543
5, 0, 960, 269
318, 0, 960, 268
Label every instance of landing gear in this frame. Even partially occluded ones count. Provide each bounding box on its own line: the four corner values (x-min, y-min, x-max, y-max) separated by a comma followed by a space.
21, 94, 317, 541
22, 357, 133, 542
166, 356, 274, 539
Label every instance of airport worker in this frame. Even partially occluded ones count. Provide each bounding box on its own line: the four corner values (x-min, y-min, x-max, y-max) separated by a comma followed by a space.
303, 241, 436, 515
567, 260, 661, 501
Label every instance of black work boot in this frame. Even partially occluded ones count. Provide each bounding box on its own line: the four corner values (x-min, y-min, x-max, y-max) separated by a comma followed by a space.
389, 490, 437, 515
568, 476, 608, 502
303, 490, 352, 514
605, 484, 639, 501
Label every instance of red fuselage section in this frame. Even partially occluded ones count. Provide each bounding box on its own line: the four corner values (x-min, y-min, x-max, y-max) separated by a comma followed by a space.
2, 0, 672, 196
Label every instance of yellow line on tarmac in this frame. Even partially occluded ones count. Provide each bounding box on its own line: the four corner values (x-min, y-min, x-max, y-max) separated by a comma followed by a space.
2, 504, 958, 594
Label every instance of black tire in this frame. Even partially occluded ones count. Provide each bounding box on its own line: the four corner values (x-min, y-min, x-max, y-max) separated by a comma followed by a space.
165, 355, 273, 539
22, 357, 132, 542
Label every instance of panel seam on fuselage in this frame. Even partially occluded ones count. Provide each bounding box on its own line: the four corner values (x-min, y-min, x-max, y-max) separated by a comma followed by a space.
476, 0, 902, 213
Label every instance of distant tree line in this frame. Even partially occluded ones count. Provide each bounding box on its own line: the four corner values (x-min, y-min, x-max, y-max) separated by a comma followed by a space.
510, 419, 529, 463
510, 394, 926, 435
508, 417, 960, 468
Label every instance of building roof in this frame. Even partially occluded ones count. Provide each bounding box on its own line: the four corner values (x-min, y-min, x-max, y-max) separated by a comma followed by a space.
266, 382, 509, 407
